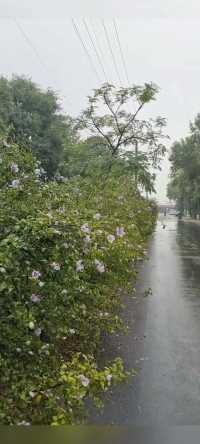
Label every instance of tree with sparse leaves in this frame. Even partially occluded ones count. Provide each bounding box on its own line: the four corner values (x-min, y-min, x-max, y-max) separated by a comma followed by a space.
78, 83, 167, 190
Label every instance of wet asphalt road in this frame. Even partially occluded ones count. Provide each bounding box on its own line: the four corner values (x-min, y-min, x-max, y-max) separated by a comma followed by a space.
90, 215, 200, 425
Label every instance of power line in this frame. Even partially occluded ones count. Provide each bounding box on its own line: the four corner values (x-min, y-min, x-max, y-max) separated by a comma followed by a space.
72, 18, 101, 84
102, 20, 123, 87
13, 19, 73, 107
113, 19, 130, 86
14, 19, 47, 74
90, 20, 111, 84
83, 18, 108, 83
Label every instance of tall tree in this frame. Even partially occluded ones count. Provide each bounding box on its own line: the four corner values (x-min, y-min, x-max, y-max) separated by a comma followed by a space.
78, 83, 167, 190
0, 76, 77, 177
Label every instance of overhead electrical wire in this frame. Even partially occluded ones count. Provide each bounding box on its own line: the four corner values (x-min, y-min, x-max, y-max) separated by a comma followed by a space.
14, 19, 48, 73
83, 19, 108, 83
102, 19, 123, 87
90, 20, 111, 84
72, 18, 101, 84
113, 19, 130, 87
13, 19, 72, 107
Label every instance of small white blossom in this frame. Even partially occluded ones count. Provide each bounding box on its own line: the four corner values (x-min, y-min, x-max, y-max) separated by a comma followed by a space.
29, 391, 36, 398
79, 374, 90, 387
34, 168, 41, 176
63, 242, 69, 249
107, 234, 115, 243
76, 260, 84, 272
106, 374, 112, 384
84, 235, 91, 244
34, 327, 42, 337
30, 294, 41, 303
116, 227, 126, 237
94, 259, 105, 273
10, 179, 20, 189
61, 289, 68, 295
28, 322, 35, 330
10, 162, 19, 173
38, 281, 45, 288
0, 267, 6, 273
69, 328, 75, 335
16, 347, 22, 353
81, 223, 91, 234
51, 262, 61, 271
28, 351, 34, 356
31, 270, 41, 279
93, 213, 101, 220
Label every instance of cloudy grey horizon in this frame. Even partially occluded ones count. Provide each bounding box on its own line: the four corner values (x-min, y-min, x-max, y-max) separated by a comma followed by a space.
1, 1, 200, 202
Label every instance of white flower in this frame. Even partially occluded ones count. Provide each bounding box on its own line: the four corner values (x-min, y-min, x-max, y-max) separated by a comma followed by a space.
84, 235, 91, 244
10, 162, 19, 173
69, 328, 75, 335
94, 259, 105, 273
34, 327, 42, 337
116, 226, 126, 237
28, 322, 35, 330
29, 391, 36, 398
31, 270, 41, 279
63, 243, 69, 249
93, 213, 101, 220
0, 267, 6, 273
107, 234, 115, 243
30, 294, 41, 303
79, 374, 90, 387
76, 260, 84, 272
51, 262, 61, 271
16, 347, 22, 353
106, 374, 112, 384
35, 168, 41, 176
81, 223, 91, 234
38, 281, 45, 288
28, 351, 34, 356
10, 179, 20, 189
61, 289, 68, 295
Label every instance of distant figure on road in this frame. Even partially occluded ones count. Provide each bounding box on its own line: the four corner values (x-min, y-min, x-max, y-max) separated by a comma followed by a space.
162, 224, 166, 229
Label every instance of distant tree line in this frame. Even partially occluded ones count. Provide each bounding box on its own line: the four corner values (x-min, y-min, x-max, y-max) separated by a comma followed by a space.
167, 115, 200, 218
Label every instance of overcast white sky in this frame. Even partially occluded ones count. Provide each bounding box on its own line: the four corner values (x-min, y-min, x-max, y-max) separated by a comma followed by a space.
1, 0, 200, 202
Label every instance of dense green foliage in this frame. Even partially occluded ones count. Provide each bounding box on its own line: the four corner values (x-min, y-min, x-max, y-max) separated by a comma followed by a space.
0, 76, 164, 425
0, 139, 156, 425
167, 114, 200, 217
0, 76, 76, 177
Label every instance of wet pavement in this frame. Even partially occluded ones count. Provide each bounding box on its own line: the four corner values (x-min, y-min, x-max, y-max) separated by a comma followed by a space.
90, 215, 200, 425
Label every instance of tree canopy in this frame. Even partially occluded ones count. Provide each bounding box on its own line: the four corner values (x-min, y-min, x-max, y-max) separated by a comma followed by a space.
168, 114, 200, 217
77, 82, 167, 192
0, 76, 77, 177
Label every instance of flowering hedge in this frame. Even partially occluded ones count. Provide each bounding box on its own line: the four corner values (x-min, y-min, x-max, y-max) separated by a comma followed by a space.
0, 140, 156, 425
